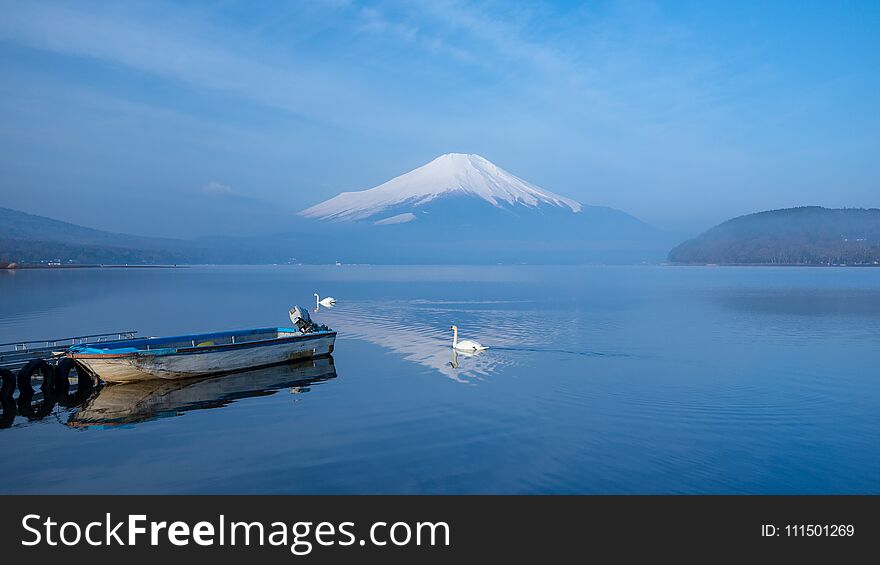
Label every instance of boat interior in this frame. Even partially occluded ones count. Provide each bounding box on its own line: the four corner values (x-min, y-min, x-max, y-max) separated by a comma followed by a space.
69, 327, 325, 353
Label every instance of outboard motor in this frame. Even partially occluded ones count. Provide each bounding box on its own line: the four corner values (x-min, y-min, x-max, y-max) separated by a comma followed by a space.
289, 306, 316, 333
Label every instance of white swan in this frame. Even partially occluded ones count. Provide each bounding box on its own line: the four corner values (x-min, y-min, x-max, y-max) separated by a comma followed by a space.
451, 325, 487, 352
315, 293, 336, 308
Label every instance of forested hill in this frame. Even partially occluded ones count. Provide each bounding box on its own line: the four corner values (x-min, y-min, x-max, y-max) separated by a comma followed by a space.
668, 207, 880, 265
0, 207, 261, 265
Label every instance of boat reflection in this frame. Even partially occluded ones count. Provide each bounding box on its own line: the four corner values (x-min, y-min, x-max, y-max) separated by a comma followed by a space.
68, 356, 337, 428
0, 384, 95, 429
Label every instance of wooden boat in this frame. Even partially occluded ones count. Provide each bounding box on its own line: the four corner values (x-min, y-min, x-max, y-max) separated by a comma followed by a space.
68, 356, 337, 427
67, 327, 336, 383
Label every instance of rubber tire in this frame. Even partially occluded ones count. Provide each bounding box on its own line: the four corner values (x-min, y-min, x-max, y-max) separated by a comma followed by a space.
77, 362, 95, 391
0, 396, 15, 429
55, 359, 98, 408
16, 359, 55, 395
54, 357, 93, 391
69, 359, 94, 391
0, 368, 15, 399
16, 388, 56, 421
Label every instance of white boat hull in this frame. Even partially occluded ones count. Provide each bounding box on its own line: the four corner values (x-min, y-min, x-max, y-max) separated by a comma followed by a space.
72, 332, 335, 383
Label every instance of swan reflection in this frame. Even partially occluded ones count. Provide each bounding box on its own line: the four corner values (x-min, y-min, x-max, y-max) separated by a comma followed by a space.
315, 301, 512, 383
448, 348, 484, 370
68, 357, 337, 427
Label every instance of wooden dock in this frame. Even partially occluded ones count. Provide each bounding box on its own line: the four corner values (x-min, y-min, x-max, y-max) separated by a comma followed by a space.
0, 331, 138, 371
1, 332, 140, 427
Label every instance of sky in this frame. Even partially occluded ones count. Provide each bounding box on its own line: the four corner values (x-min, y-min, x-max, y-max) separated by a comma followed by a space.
0, 0, 878, 237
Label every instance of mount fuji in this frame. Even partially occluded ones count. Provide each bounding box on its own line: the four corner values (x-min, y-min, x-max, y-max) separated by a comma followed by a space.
0, 155, 679, 265
292, 153, 675, 263
300, 153, 582, 223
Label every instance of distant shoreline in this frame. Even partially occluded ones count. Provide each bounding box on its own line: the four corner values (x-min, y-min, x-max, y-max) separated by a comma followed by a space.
1, 264, 189, 270
667, 262, 880, 267
3, 262, 879, 270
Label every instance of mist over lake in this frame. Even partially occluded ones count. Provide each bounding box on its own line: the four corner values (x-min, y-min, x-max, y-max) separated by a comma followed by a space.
2, 265, 878, 494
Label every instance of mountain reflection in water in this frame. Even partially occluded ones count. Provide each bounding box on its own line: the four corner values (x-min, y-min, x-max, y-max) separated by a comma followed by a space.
315, 300, 520, 383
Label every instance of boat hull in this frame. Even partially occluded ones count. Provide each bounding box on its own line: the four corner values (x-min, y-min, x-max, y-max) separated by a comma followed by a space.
71, 332, 336, 383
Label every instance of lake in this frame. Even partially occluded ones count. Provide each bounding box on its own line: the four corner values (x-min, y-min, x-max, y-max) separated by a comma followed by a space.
1, 265, 878, 494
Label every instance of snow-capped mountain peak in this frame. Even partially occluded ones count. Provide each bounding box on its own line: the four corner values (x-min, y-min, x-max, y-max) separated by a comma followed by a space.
299, 153, 582, 222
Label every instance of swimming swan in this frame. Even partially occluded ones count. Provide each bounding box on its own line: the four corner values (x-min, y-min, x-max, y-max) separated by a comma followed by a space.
451, 325, 487, 352
315, 293, 336, 308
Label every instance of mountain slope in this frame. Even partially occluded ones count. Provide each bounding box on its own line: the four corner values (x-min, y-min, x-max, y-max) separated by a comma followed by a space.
668, 207, 880, 265
0, 207, 296, 265
300, 153, 581, 222
297, 153, 674, 263
0, 207, 183, 250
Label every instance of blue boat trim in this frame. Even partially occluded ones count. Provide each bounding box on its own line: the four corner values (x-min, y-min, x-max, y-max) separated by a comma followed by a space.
68, 327, 336, 358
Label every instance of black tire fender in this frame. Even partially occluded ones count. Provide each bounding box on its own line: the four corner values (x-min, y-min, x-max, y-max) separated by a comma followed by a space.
16, 388, 56, 421
0, 368, 15, 399
55, 358, 97, 408
0, 395, 15, 429
16, 359, 55, 395
54, 357, 93, 391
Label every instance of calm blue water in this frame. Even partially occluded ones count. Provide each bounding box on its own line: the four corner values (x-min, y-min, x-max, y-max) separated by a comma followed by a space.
1, 265, 878, 494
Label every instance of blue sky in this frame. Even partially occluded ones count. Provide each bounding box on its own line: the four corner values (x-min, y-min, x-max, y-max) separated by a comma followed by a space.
0, 0, 878, 237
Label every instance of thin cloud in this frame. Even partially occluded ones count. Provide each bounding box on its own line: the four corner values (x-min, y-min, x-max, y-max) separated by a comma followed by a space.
201, 181, 235, 196
0, 1, 367, 126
